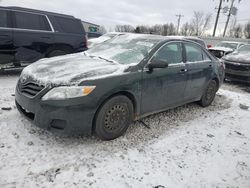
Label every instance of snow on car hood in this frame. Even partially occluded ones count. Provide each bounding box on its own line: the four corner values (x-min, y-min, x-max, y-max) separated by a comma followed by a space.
223, 52, 250, 64
21, 53, 130, 86
209, 47, 234, 52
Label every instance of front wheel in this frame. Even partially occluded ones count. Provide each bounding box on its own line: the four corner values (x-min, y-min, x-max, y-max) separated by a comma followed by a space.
199, 80, 218, 107
94, 96, 134, 141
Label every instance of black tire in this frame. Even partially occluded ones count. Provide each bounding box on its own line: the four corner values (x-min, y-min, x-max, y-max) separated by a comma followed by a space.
94, 96, 134, 141
199, 80, 218, 107
47, 49, 67, 58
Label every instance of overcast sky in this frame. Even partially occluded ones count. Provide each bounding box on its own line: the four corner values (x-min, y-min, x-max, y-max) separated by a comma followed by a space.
1, 0, 250, 35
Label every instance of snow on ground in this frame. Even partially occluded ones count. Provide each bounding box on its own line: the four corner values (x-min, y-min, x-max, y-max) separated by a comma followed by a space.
0, 74, 250, 188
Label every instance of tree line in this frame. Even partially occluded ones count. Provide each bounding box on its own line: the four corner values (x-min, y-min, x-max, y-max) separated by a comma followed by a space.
114, 11, 250, 39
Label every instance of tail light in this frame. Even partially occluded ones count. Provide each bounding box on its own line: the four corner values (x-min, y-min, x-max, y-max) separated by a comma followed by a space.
207, 44, 212, 48
85, 34, 88, 48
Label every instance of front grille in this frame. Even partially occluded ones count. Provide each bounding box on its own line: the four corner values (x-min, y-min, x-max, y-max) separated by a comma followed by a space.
19, 81, 45, 97
225, 61, 250, 71
226, 73, 250, 82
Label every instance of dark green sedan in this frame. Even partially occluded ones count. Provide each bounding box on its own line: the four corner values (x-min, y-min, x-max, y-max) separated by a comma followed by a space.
15, 34, 225, 140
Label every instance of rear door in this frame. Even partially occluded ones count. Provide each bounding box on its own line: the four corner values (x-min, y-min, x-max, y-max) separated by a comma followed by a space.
0, 8, 14, 66
184, 42, 213, 100
141, 41, 188, 115
12, 10, 54, 65
48, 16, 87, 52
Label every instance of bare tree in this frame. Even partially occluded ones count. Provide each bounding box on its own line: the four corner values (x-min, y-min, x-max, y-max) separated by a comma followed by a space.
115, 25, 135, 33
191, 11, 212, 36
181, 22, 195, 36
150, 24, 163, 35
168, 23, 176, 35
161, 23, 176, 36
233, 24, 243, 38
244, 22, 250, 39
99, 26, 107, 34
228, 16, 237, 37
134, 25, 150, 34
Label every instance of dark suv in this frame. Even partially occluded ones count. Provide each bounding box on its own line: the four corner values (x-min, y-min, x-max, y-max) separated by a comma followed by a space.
0, 6, 87, 70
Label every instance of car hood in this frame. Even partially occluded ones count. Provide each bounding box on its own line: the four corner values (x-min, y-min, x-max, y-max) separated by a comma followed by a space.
223, 52, 250, 64
21, 53, 129, 86
209, 47, 234, 52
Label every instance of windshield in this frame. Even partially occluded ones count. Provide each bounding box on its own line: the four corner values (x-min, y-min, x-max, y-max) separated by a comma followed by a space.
216, 42, 238, 50
99, 33, 117, 40
87, 34, 160, 65
238, 45, 250, 53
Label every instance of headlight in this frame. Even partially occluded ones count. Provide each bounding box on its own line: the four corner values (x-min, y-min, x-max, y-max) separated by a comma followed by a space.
42, 86, 96, 100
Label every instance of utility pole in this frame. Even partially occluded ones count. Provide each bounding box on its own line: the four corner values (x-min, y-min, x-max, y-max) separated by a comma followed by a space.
213, 0, 223, 37
223, 0, 235, 37
176, 14, 184, 35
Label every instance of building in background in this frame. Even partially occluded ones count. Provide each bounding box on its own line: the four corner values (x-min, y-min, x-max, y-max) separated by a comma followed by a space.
82, 21, 101, 38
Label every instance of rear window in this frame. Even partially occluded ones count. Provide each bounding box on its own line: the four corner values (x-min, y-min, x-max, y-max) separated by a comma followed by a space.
185, 43, 203, 62
14, 11, 51, 31
52, 16, 85, 34
0, 9, 8, 28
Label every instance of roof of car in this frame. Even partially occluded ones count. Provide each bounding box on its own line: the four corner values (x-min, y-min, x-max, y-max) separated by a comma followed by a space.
220, 41, 246, 44
0, 6, 75, 19
108, 33, 206, 45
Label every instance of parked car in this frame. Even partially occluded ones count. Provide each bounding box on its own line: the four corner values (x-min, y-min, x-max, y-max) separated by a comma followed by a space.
171, 36, 207, 48
88, 32, 124, 48
15, 34, 225, 140
222, 44, 250, 82
208, 41, 246, 59
0, 6, 87, 70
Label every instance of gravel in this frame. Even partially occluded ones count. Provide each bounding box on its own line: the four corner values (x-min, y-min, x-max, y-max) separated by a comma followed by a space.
0, 74, 250, 188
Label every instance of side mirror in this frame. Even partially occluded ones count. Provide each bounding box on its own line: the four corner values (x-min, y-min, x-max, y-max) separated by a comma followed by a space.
147, 58, 169, 72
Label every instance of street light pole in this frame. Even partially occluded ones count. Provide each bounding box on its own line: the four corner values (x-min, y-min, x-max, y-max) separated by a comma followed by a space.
213, 0, 223, 37
223, 0, 235, 37
176, 14, 184, 35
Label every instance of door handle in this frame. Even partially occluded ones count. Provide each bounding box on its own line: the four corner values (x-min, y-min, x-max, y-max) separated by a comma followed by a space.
180, 69, 187, 73
41, 36, 51, 39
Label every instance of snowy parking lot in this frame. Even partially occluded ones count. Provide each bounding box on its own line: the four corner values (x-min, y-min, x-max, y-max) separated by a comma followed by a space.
0, 74, 250, 188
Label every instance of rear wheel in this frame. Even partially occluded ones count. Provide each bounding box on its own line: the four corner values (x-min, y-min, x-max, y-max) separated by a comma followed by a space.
47, 49, 67, 57
94, 96, 133, 141
199, 80, 218, 107
47, 46, 73, 58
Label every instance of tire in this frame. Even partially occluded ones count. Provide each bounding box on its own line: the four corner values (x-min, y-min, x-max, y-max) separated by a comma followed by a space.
199, 80, 218, 107
47, 49, 67, 58
94, 96, 134, 141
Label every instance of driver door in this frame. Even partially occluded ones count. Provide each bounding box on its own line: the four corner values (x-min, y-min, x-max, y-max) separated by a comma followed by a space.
140, 41, 188, 115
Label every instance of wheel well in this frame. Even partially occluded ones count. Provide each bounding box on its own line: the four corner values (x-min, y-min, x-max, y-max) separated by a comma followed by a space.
92, 91, 137, 134
46, 44, 73, 57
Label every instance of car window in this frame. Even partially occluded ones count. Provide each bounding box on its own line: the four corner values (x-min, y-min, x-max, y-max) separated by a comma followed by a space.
153, 42, 183, 64
202, 51, 211, 61
0, 10, 8, 28
14, 11, 51, 31
216, 42, 238, 50
238, 45, 250, 52
185, 43, 203, 62
87, 35, 160, 65
53, 16, 84, 34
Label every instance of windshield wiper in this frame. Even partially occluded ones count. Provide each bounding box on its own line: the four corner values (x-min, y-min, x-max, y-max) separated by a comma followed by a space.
89, 55, 118, 64
97, 56, 116, 64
